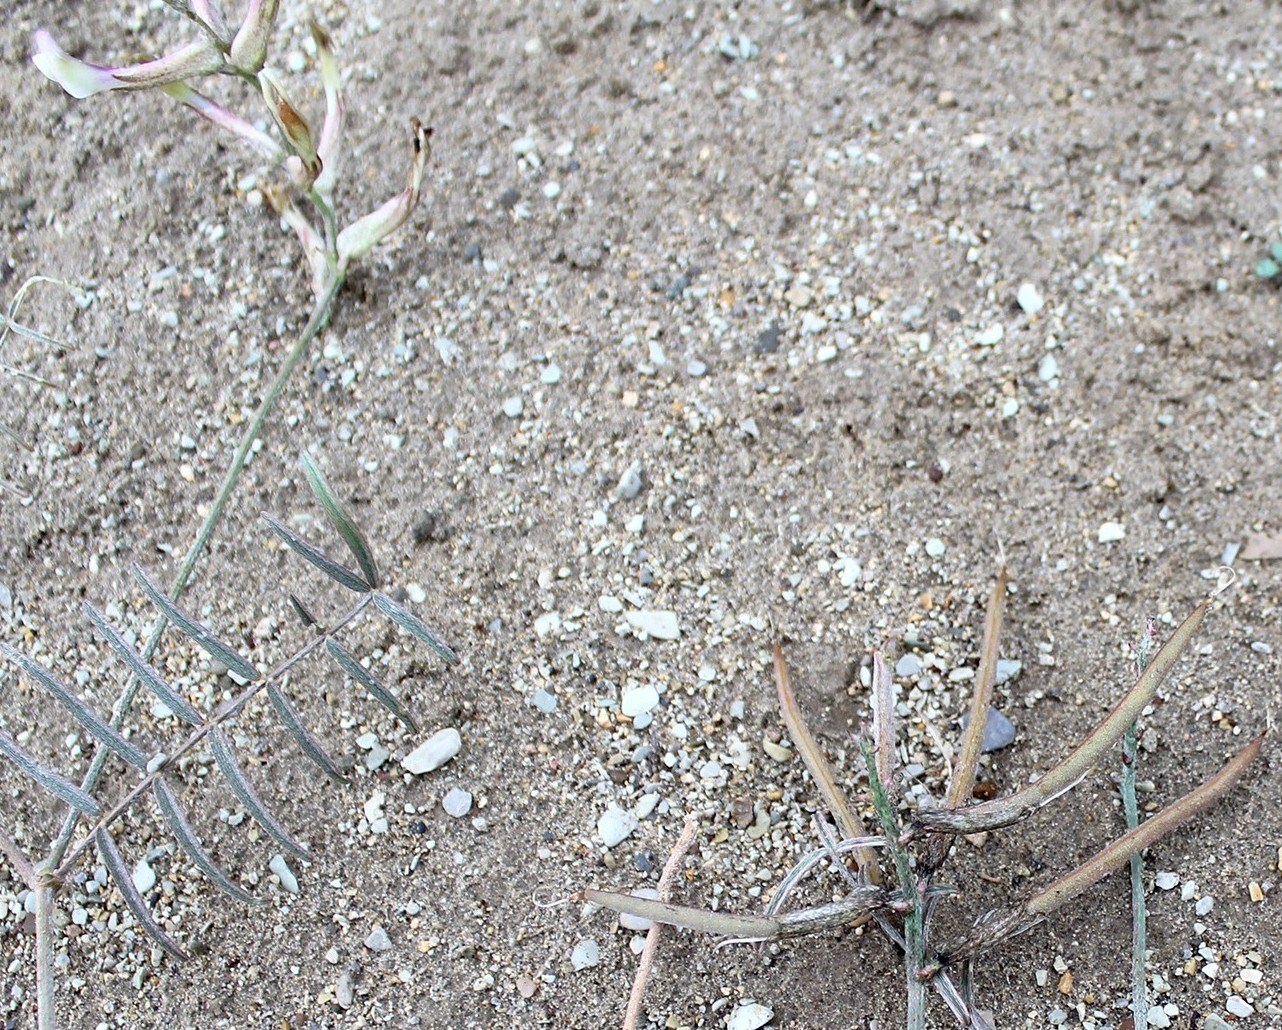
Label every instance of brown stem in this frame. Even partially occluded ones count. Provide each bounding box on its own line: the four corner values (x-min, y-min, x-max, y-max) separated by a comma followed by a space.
773, 644, 881, 883
947, 565, 1008, 810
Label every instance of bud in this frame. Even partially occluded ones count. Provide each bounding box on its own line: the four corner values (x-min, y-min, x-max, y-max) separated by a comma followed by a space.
309, 20, 345, 202
230, 0, 280, 74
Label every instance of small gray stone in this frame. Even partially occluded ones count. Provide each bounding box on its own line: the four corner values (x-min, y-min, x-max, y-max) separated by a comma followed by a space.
529, 689, 558, 713
625, 610, 680, 640
895, 653, 922, 678
616, 462, 644, 500
402, 728, 462, 774
994, 659, 1022, 684
335, 971, 354, 1009
1202, 1015, 1232, 1030
962, 706, 1016, 752
364, 927, 392, 952
618, 888, 660, 931
443, 787, 473, 818
727, 1002, 774, 1030
502, 396, 524, 418
132, 858, 156, 895
270, 854, 299, 894
621, 684, 660, 718
1017, 282, 1045, 315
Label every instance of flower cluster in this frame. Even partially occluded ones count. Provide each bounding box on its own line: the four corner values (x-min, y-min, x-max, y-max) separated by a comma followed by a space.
33, 1, 430, 299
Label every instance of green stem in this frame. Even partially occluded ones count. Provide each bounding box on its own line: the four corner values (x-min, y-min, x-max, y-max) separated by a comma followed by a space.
43, 272, 345, 872
35, 870, 55, 1030
863, 741, 926, 1030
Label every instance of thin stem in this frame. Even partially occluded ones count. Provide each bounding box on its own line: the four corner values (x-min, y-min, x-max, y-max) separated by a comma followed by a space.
0, 827, 35, 885
862, 740, 925, 1030
53, 592, 371, 879
773, 644, 881, 883
44, 273, 345, 871
621, 816, 699, 1030
35, 872, 55, 1030
947, 565, 1008, 809
1123, 619, 1159, 1030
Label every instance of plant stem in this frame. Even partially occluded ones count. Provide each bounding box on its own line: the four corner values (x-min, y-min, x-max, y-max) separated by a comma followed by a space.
35, 871, 55, 1030
45, 273, 345, 871
862, 740, 926, 1030
1123, 620, 1159, 1030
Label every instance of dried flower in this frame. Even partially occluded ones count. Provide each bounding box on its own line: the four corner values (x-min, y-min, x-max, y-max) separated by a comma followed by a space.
32, 30, 222, 99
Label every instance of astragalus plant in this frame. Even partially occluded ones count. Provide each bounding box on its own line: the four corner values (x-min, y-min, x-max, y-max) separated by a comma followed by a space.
584, 568, 1263, 1028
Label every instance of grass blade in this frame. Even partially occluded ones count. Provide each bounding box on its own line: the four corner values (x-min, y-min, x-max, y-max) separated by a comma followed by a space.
94, 827, 187, 961
0, 728, 100, 816
0, 641, 147, 768
260, 511, 371, 594
299, 453, 379, 589
325, 638, 417, 730
371, 592, 459, 666
153, 777, 258, 905
267, 681, 346, 783
132, 565, 260, 683
582, 888, 785, 939
208, 726, 309, 859
916, 597, 1211, 834
83, 602, 202, 725
773, 643, 880, 883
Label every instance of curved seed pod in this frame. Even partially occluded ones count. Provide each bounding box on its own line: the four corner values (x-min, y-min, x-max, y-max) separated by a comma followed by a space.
83, 602, 202, 725
299, 453, 379, 589
325, 639, 416, 730
372, 593, 458, 666
916, 598, 1211, 834
95, 828, 187, 961
0, 728, 100, 816
208, 727, 309, 859
0, 641, 147, 768
260, 512, 370, 594
153, 777, 258, 904
132, 565, 260, 683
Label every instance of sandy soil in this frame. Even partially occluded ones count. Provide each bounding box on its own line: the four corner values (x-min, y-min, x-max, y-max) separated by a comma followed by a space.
1, 1, 1280, 1027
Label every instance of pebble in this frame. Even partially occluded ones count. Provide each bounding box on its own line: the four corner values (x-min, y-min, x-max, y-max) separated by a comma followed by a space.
762, 740, 792, 763
925, 537, 946, 558
529, 689, 557, 713
1147, 1008, 1172, 1028
364, 927, 392, 952
270, 853, 299, 894
727, 1002, 774, 1030
1155, 871, 1179, 890
1098, 521, 1126, 543
616, 463, 644, 500
402, 728, 462, 774
541, 363, 562, 384
1195, 895, 1214, 916
975, 323, 1004, 346
542, 181, 562, 199
687, 359, 708, 377
618, 888, 660, 931
621, 684, 660, 718
961, 706, 1016, 752
625, 610, 680, 640
754, 322, 782, 354
598, 805, 639, 847
132, 858, 156, 894
502, 396, 524, 418
895, 653, 922, 678
1225, 997, 1254, 1018
570, 938, 600, 970
1047, 1008, 1067, 1026
335, 971, 355, 1009
1017, 282, 1045, 315
1202, 1015, 1232, 1030
442, 787, 473, 818
994, 658, 1022, 684
1038, 353, 1060, 382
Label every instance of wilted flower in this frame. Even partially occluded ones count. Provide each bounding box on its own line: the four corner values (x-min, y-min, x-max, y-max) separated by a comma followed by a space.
32, 30, 222, 99
337, 120, 433, 267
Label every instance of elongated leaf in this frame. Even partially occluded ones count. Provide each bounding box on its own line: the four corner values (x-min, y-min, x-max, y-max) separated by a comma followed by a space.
299, 453, 379, 589
372, 592, 459, 666
0, 641, 147, 768
153, 777, 258, 905
325, 639, 417, 730
582, 888, 784, 938
131, 565, 260, 683
267, 682, 346, 783
260, 511, 370, 594
0, 728, 100, 816
94, 827, 187, 961
83, 603, 202, 725
288, 594, 319, 629
208, 727, 309, 859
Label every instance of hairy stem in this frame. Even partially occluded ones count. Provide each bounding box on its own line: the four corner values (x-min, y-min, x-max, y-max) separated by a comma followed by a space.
45, 273, 345, 871
51, 577, 371, 879
35, 871, 55, 1030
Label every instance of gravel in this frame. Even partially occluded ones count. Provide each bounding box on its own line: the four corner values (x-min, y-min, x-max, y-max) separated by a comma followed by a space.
402, 728, 462, 774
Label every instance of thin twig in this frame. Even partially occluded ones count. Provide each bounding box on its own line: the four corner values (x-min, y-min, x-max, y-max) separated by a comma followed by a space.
947, 565, 1008, 810
44, 274, 345, 870
0, 827, 35, 885
773, 643, 881, 883
870, 650, 897, 793
622, 816, 699, 1030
